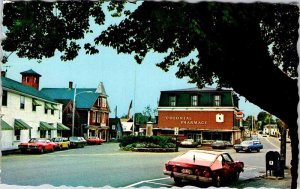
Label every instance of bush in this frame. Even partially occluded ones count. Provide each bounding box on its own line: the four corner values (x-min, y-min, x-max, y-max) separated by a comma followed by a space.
119, 135, 175, 149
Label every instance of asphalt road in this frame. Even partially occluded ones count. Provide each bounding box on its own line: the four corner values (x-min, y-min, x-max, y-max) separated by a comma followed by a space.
1, 134, 291, 188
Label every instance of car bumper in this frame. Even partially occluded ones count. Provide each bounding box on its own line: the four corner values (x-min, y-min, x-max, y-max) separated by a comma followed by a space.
163, 170, 213, 183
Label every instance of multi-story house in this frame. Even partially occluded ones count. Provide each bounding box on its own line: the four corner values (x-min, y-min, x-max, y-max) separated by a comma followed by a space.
156, 87, 242, 145
41, 82, 110, 141
1, 70, 65, 150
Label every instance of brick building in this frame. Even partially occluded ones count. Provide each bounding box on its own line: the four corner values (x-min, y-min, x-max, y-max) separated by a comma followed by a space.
156, 87, 242, 145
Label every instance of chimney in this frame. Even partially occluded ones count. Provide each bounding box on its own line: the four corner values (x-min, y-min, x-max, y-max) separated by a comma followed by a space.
69, 81, 73, 89
1, 71, 6, 77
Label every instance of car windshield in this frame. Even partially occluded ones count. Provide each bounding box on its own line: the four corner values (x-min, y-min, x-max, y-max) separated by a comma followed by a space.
29, 139, 45, 143
241, 141, 253, 145
215, 141, 224, 144
53, 138, 61, 142
69, 137, 78, 140
180, 151, 217, 162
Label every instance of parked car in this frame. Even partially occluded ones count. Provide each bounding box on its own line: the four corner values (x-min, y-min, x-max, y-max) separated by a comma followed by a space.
51, 137, 70, 150
18, 138, 57, 153
233, 140, 263, 153
180, 139, 199, 147
69, 136, 87, 148
211, 141, 227, 149
85, 137, 104, 145
163, 150, 244, 187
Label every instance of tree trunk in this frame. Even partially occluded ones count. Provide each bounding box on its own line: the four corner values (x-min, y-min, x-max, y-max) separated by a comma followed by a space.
199, 21, 298, 187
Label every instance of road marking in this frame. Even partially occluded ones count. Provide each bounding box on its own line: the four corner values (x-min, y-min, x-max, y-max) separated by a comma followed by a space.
124, 177, 170, 188
146, 181, 174, 187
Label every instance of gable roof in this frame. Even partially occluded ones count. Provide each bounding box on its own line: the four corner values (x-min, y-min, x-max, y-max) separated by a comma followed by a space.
2, 76, 56, 103
41, 88, 100, 109
109, 118, 121, 126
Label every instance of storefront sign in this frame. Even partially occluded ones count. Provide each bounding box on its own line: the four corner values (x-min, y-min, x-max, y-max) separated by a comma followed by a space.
165, 116, 207, 125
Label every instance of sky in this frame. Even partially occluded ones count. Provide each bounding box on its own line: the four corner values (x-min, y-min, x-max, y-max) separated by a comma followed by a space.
2, 2, 264, 119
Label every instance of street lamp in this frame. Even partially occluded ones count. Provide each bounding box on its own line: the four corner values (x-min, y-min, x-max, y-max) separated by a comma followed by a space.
71, 86, 94, 136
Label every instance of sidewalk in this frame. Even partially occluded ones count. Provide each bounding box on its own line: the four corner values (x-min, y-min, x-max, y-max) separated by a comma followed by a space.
231, 168, 292, 188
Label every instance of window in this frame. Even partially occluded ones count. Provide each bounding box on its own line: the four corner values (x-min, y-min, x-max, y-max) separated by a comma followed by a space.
26, 76, 29, 83
97, 112, 101, 123
40, 130, 46, 138
32, 103, 36, 111
102, 98, 107, 108
191, 95, 198, 106
92, 111, 96, 123
34, 77, 37, 83
102, 113, 106, 124
169, 96, 176, 106
14, 129, 20, 141
2, 90, 7, 106
97, 98, 101, 107
51, 109, 54, 115
214, 95, 221, 106
20, 96, 25, 109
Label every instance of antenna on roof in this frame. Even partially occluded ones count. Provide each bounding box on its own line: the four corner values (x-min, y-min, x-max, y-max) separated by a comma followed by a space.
3, 65, 11, 73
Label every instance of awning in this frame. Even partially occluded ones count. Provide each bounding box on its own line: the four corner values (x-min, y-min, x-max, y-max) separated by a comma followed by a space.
1, 120, 13, 130
14, 119, 32, 130
39, 121, 56, 130
86, 125, 100, 130
56, 123, 70, 131
32, 99, 42, 106
51, 104, 59, 110
45, 103, 54, 110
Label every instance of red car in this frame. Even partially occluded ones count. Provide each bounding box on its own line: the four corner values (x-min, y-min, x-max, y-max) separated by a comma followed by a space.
164, 150, 244, 187
18, 138, 58, 153
85, 137, 104, 145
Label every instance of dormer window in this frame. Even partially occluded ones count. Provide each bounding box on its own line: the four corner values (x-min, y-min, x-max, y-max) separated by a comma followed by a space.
214, 95, 221, 106
191, 95, 198, 106
169, 96, 176, 106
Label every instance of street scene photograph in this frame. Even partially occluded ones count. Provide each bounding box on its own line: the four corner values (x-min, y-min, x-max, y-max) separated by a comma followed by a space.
0, 1, 298, 189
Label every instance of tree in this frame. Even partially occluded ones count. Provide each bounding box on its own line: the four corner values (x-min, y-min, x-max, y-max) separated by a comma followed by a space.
2, 2, 299, 187
97, 3, 299, 186
257, 111, 276, 129
142, 105, 157, 122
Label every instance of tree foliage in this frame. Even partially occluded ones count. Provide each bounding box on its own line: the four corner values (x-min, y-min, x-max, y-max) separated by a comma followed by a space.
2, 1, 131, 62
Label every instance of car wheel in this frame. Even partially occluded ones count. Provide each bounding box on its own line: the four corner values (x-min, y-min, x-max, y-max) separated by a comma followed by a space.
215, 175, 223, 187
235, 150, 239, 153
173, 177, 182, 185
257, 149, 260, 152
20, 149, 26, 154
40, 148, 44, 154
